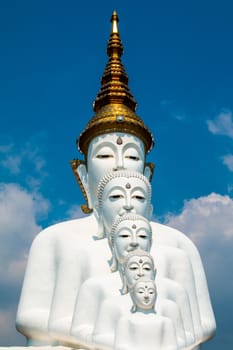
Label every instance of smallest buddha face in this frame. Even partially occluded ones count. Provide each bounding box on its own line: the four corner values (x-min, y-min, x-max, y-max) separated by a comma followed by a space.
114, 219, 152, 264
124, 255, 155, 289
132, 280, 157, 311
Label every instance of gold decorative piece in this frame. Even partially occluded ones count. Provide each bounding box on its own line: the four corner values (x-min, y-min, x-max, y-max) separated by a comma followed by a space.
70, 159, 93, 214
78, 11, 154, 156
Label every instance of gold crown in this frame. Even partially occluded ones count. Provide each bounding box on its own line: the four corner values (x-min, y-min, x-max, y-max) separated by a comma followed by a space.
78, 11, 154, 155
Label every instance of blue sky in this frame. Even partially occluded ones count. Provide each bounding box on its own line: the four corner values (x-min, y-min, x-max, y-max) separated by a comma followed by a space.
0, 0, 233, 348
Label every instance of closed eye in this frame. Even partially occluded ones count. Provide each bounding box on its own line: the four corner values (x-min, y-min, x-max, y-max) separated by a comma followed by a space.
138, 234, 148, 239
143, 267, 152, 271
96, 154, 114, 159
125, 156, 140, 161
109, 194, 124, 200
132, 195, 145, 201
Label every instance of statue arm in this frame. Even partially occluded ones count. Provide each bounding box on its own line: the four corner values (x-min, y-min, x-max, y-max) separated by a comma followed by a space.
160, 277, 195, 342
70, 279, 102, 346
92, 298, 123, 349
177, 233, 216, 341
16, 232, 56, 344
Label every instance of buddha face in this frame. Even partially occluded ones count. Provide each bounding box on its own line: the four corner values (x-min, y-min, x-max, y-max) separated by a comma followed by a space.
100, 174, 151, 234
114, 219, 152, 264
124, 255, 155, 289
87, 133, 145, 207
132, 280, 157, 311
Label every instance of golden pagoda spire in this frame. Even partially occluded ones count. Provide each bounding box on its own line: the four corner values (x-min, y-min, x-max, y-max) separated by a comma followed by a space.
93, 10, 137, 112
78, 11, 154, 155
111, 10, 119, 33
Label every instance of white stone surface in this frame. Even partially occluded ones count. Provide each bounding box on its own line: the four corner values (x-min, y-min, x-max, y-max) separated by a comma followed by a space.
16, 215, 216, 348
15, 133, 216, 349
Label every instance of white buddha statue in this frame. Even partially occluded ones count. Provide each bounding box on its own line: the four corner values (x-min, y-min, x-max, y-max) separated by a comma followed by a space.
16, 10, 215, 349
48, 174, 152, 344
114, 278, 178, 350
92, 251, 186, 350
70, 214, 153, 348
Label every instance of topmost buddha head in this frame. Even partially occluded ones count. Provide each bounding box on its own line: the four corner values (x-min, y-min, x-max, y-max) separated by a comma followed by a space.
71, 11, 154, 212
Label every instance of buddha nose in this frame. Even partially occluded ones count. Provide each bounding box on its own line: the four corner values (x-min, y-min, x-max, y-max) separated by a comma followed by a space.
114, 152, 124, 170
123, 194, 134, 212
123, 203, 134, 212
137, 266, 144, 277
130, 241, 139, 248
130, 233, 139, 248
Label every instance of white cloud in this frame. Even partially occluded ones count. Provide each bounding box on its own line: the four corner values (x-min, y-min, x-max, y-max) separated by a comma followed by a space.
0, 182, 50, 345
165, 192, 233, 243
0, 183, 50, 285
207, 110, 233, 138
0, 138, 47, 187
165, 193, 233, 302
1, 155, 22, 174
222, 154, 233, 172
0, 309, 25, 346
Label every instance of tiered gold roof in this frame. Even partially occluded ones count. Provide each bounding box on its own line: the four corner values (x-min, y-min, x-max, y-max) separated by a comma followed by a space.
78, 11, 154, 155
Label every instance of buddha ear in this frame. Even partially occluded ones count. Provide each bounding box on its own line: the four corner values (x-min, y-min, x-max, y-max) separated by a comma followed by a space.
131, 304, 137, 313
70, 159, 93, 213
121, 273, 128, 295
129, 290, 137, 312
148, 204, 153, 220
110, 250, 118, 272
144, 162, 155, 182
94, 207, 105, 239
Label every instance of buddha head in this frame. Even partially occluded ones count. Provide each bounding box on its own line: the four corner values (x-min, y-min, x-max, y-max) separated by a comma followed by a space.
71, 133, 154, 213
121, 249, 156, 294
96, 170, 152, 238
130, 277, 157, 313
70, 12, 154, 213
109, 214, 152, 271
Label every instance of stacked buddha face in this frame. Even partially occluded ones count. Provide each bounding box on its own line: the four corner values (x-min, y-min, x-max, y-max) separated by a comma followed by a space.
109, 214, 152, 269
131, 278, 157, 312
96, 171, 152, 238
122, 250, 157, 312
96, 169, 156, 313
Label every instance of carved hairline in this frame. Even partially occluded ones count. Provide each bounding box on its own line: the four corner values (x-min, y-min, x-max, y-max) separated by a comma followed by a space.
97, 170, 152, 209
70, 158, 155, 215
110, 214, 152, 247
122, 249, 155, 269
132, 277, 157, 290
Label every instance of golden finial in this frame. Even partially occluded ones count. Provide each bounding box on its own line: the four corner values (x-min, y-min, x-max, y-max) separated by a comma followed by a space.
111, 10, 119, 34
78, 11, 154, 155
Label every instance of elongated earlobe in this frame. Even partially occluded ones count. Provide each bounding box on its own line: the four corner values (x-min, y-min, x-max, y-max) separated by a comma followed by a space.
144, 162, 155, 182
110, 250, 118, 272
148, 204, 153, 220
94, 207, 105, 239
121, 274, 128, 295
131, 303, 137, 313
